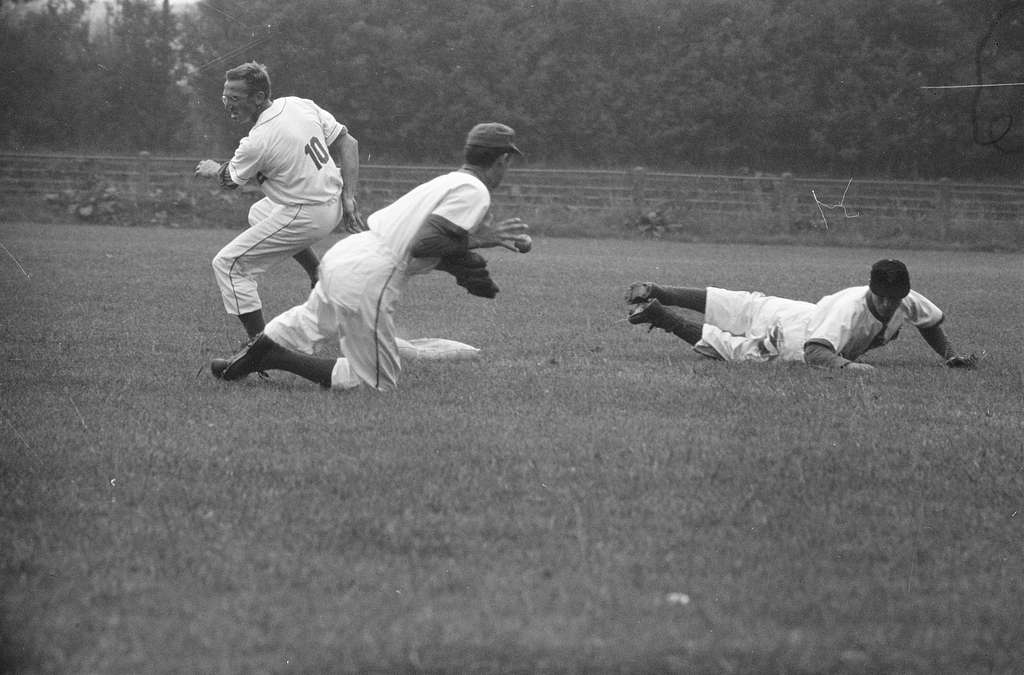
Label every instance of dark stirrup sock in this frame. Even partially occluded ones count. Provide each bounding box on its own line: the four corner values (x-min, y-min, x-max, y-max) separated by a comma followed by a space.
259, 344, 335, 388
648, 304, 703, 345
660, 308, 703, 345
292, 248, 321, 286
238, 309, 266, 338
669, 319, 703, 345
655, 286, 707, 313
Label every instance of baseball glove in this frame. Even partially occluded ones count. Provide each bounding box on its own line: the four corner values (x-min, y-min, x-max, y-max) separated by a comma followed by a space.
436, 250, 499, 298
945, 353, 979, 369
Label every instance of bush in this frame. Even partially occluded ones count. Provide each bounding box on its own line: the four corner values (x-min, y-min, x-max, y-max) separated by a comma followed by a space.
39, 182, 260, 229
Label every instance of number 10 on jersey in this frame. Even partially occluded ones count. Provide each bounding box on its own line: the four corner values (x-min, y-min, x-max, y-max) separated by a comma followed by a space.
304, 136, 330, 170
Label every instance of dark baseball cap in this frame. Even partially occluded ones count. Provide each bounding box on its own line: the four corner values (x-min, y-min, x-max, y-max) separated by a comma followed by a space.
869, 259, 910, 298
465, 122, 523, 155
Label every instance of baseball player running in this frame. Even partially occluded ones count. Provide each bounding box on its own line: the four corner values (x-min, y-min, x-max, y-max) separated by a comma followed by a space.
626, 259, 978, 372
209, 122, 530, 391
194, 61, 363, 339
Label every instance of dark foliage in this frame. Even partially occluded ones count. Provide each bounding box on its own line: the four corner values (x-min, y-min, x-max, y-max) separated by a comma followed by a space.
2, 0, 1021, 178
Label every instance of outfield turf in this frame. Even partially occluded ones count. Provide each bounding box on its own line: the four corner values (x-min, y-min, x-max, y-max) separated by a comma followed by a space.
1, 223, 1022, 673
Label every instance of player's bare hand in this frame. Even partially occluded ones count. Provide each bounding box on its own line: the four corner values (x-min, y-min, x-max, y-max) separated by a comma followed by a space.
194, 159, 222, 178
474, 216, 529, 251
843, 362, 875, 374
339, 195, 368, 233
341, 193, 357, 216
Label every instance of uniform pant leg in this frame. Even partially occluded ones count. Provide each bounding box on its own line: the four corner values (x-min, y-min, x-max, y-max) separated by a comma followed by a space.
335, 268, 403, 392
263, 284, 341, 355
293, 232, 406, 392
211, 198, 340, 315
698, 325, 773, 362
703, 286, 766, 336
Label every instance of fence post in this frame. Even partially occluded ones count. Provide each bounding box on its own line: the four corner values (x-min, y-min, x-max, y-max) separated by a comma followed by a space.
937, 178, 951, 242
631, 166, 646, 215
137, 150, 152, 203
778, 172, 794, 230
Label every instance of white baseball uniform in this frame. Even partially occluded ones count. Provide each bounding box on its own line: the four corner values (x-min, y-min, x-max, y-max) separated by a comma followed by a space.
696, 285, 945, 362
212, 96, 348, 315
262, 169, 491, 391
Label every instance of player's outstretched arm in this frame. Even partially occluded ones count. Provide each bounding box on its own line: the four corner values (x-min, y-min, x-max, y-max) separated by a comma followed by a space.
331, 132, 360, 213
410, 215, 470, 258
468, 215, 529, 251
194, 159, 238, 189
804, 341, 875, 373
194, 159, 222, 178
918, 324, 978, 368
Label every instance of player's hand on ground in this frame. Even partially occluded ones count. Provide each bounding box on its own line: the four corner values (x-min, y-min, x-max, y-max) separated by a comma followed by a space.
843, 362, 875, 374
194, 159, 222, 178
945, 353, 978, 369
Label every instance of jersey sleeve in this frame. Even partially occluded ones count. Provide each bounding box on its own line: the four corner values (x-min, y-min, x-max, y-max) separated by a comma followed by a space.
903, 290, 944, 329
227, 133, 262, 186
431, 182, 491, 232
804, 294, 859, 353
318, 107, 346, 146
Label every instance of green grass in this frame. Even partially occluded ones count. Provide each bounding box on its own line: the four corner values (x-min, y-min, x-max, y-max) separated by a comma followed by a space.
2, 223, 1022, 673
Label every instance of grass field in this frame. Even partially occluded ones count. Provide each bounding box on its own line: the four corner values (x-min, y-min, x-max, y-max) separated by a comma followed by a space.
1, 222, 1022, 673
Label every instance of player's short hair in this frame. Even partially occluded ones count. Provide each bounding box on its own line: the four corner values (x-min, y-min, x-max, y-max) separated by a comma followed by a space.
463, 145, 510, 168
225, 61, 271, 98
869, 259, 910, 298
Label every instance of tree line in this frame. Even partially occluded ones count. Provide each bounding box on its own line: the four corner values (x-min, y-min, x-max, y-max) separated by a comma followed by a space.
3, 0, 1024, 179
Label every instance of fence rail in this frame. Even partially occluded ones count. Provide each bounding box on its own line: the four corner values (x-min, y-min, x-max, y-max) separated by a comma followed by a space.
3, 152, 1023, 244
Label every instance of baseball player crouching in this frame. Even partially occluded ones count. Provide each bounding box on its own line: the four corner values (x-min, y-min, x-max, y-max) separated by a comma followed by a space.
626, 259, 978, 371
195, 61, 364, 340
209, 122, 531, 391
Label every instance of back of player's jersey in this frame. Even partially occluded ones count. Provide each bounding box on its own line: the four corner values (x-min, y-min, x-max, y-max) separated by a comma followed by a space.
367, 171, 490, 267
233, 97, 345, 206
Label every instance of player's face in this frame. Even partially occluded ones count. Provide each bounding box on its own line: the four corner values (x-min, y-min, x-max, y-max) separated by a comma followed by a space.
485, 153, 512, 189
221, 80, 264, 124
869, 291, 903, 322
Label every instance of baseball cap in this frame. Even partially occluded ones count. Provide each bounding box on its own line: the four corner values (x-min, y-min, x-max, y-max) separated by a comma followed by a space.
465, 122, 523, 156
869, 259, 910, 298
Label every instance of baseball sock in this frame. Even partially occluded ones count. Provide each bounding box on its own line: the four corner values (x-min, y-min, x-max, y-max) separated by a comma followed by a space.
238, 310, 265, 338
258, 343, 334, 388
653, 286, 706, 312
292, 248, 321, 287
648, 303, 703, 344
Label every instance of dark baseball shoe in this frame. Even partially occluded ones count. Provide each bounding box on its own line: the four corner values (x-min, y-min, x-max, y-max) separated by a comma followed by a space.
213, 333, 275, 381
211, 352, 270, 380
627, 298, 664, 326
625, 281, 658, 304
210, 358, 230, 378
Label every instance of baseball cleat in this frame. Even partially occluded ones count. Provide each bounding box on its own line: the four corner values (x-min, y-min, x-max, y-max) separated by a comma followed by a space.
627, 298, 664, 326
210, 358, 230, 378
214, 333, 274, 381
625, 281, 658, 304
211, 353, 270, 380
210, 359, 269, 380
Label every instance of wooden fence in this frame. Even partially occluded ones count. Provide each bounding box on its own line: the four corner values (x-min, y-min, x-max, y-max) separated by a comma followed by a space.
3, 151, 1024, 244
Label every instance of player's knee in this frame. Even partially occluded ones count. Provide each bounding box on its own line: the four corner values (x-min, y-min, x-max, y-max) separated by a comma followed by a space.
211, 252, 236, 279
376, 361, 401, 391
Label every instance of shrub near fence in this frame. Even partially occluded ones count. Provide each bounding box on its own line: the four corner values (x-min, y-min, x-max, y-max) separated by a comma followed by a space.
2, 152, 1023, 250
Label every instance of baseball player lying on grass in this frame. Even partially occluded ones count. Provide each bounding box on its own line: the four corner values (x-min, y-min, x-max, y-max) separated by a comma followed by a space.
194, 61, 364, 340
208, 122, 531, 391
626, 259, 978, 372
